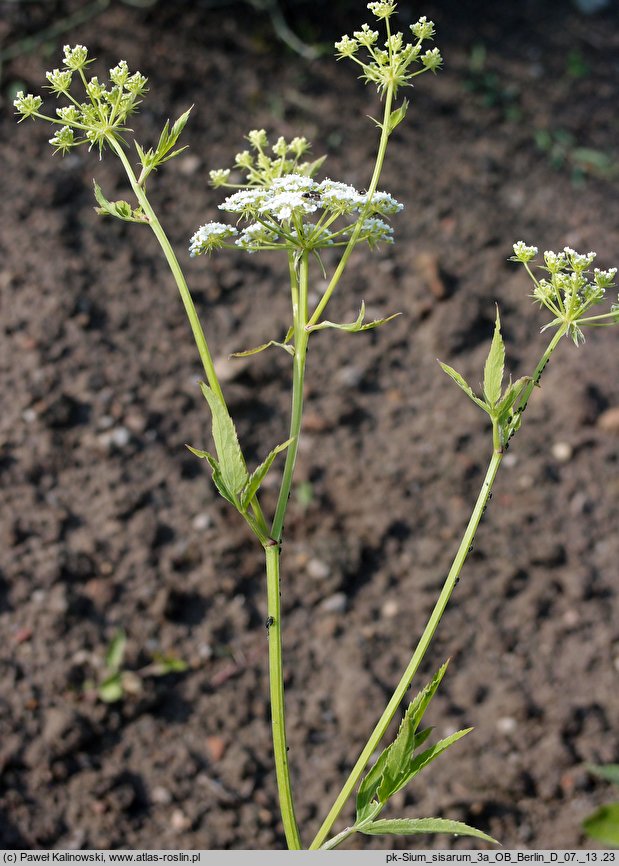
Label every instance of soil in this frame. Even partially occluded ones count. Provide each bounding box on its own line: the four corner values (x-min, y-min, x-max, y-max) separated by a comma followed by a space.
1, 0, 619, 851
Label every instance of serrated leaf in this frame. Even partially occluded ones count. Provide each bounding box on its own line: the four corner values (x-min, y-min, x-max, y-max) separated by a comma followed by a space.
307, 301, 400, 334
357, 665, 448, 822
588, 765, 619, 787
231, 340, 294, 358
483, 307, 505, 407
583, 803, 619, 846
241, 438, 294, 511
98, 672, 124, 703
93, 181, 146, 223
105, 630, 126, 673
496, 375, 531, 419
199, 385, 248, 503
154, 107, 192, 164
377, 728, 472, 802
387, 98, 409, 134
438, 361, 492, 415
186, 444, 236, 507
359, 817, 497, 844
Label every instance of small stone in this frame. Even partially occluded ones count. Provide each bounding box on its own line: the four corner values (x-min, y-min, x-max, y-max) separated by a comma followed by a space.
563, 609, 579, 627
551, 441, 573, 462
151, 785, 172, 805
170, 809, 191, 832
214, 354, 250, 383
597, 407, 619, 433
192, 512, 213, 531
320, 592, 347, 613
336, 365, 364, 389
502, 453, 518, 468
307, 558, 330, 580
381, 599, 399, 618
496, 716, 517, 734
206, 735, 226, 762
22, 408, 37, 424
111, 426, 131, 448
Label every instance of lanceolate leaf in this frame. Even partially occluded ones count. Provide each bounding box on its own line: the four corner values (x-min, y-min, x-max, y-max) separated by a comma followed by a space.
387, 98, 409, 134
356, 664, 449, 822
198, 385, 248, 504
438, 362, 491, 415
483, 307, 505, 407
186, 444, 236, 506
496, 376, 531, 419
308, 301, 400, 334
241, 438, 294, 511
359, 817, 497, 844
231, 340, 294, 358
93, 181, 147, 223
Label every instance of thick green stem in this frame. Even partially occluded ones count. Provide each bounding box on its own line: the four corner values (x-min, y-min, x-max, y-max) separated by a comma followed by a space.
307, 85, 394, 328
271, 252, 310, 541
265, 544, 302, 849
309, 326, 568, 850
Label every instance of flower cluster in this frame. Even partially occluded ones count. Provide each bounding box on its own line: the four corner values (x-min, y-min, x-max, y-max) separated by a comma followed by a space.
335, 3, 441, 96
13, 45, 147, 154
209, 130, 324, 190
189, 172, 402, 257
512, 241, 618, 344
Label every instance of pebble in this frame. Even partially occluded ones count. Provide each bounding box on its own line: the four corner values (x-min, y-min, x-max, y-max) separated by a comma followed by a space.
22, 408, 37, 424
502, 453, 518, 468
177, 154, 201, 175
170, 809, 191, 832
551, 441, 573, 462
597, 407, 619, 433
192, 512, 213, 531
206, 735, 226, 762
307, 558, 330, 580
214, 354, 249, 383
151, 786, 172, 805
496, 716, 517, 734
320, 592, 347, 613
381, 599, 399, 619
336, 365, 364, 389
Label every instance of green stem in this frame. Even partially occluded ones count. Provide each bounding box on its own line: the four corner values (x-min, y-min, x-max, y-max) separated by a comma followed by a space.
309, 449, 502, 849
265, 544, 302, 849
271, 251, 310, 541
108, 138, 223, 400
309, 326, 568, 851
108, 137, 269, 538
306, 84, 394, 328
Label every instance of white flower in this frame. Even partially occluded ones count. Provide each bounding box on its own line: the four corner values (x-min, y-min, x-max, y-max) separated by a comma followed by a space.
236, 223, 280, 253
317, 179, 364, 213
219, 188, 266, 216
189, 222, 238, 256
411, 16, 435, 40
62, 45, 89, 71
594, 267, 617, 288
363, 190, 403, 215
512, 241, 538, 262
564, 247, 596, 271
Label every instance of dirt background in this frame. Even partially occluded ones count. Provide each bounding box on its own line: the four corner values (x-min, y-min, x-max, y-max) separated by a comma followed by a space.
1, 0, 619, 851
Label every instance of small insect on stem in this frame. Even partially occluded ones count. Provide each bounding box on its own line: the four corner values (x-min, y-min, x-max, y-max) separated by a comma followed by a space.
265, 615, 275, 635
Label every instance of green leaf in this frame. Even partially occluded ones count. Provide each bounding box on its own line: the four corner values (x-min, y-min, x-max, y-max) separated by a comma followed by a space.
305, 155, 327, 178
231, 340, 294, 358
186, 444, 236, 507
483, 307, 505, 407
241, 438, 294, 511
150, 654, 189, 675
356, 664, 448, 822
583, 803, 619, 846
199, 385, 248, 504
307, 301, 400, 334
154, 106, 193, 165
360, 817, 497, 844
496, 375, 531, 419
98, 672, 124, 703
382, 727, 471, 799
588, 765, 619, 787
438, 361, 491, 415
93, 180, 147, 223
387, 98, 409, 134
105, 630, 126, 673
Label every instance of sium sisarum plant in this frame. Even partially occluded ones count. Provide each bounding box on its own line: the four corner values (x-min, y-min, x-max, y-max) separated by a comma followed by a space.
15, 0, 618, 850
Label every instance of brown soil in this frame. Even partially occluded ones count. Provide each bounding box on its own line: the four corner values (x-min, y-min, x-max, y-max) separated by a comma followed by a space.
1, 0, 619, 851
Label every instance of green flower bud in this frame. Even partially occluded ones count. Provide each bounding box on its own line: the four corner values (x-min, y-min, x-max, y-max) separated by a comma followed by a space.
62, 44, 89, 71
45, 68, 73, 94
13, 91, 43, 120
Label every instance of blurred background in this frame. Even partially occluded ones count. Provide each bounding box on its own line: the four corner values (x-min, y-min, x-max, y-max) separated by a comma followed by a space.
1, 0, 619, 850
